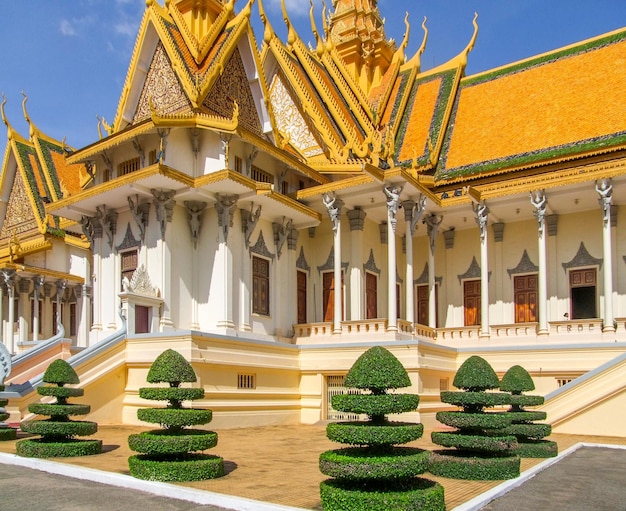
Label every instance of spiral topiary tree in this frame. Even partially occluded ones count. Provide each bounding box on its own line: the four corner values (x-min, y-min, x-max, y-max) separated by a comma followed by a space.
0, 384, 16, 441
128, 349, 224, 481
430, 355, 520, 480
319, 346, 445, 511
500, 365, 557, 458
17, 359, 101, 457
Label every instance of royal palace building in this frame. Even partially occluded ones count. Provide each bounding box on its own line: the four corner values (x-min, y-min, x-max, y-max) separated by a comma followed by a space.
1, 0, 626, 435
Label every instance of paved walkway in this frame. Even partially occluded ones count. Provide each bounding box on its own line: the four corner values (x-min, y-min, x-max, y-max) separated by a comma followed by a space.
0, 425, 625, 510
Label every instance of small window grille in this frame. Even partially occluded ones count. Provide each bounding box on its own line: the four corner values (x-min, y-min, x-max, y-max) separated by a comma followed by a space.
327, 375, 363, 421
439, 378, 449, 391
238, 373, 256, 389
557, 378, 573, 387
118, 157, 141, 176
234, 156, 243, 173
251, 165, 274, 184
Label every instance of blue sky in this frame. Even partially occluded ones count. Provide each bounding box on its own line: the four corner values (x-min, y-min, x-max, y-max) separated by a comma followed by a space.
1, 0, 625, 149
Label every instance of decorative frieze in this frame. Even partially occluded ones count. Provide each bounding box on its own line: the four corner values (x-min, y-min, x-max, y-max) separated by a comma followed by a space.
215, 194, 238, 242
249, 231, 275, 260
347, 207, 366, 231
458, 257, 491, 283
116, 223, 141, 252
184, 201, 207, 249
414, 263, 443, 287
240, 204, 261, 247
296, 247, 310, 273
317, 247, 349, 273
507, 250, 539, 277
363, 249, 381, 275
562, 242, 603, 272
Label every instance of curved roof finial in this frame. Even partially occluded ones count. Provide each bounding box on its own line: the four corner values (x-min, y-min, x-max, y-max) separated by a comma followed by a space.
321, 0, 334, 51
280, 0, 297, 46
309, 0, 324, 56
391, 12, 411, 65
21, 90, 36, 139
258, 0, 276, 44
1, 93, 7, 128
418, 16, 428, 57
463, 12, 479, 58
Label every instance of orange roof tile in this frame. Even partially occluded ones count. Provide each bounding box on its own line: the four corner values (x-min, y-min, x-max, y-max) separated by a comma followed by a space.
441, 32, 626, 178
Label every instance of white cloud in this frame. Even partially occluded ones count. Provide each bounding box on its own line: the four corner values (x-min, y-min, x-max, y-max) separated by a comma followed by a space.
59, 19, 77, 36
115, 20, 138, 37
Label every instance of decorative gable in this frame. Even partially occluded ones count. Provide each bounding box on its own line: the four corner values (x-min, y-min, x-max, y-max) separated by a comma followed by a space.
133, 41, 192, 123
202, 47, 262, 135
0, 170, 38, 241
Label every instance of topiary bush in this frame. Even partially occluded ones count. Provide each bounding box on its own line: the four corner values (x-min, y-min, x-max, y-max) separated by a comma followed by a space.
16, 359, 101, 457
319, 346, 445, 511
430, 356, 520, 480
500, 365, 558, 458
128, 349, 224, 481
0, 384, 16, 441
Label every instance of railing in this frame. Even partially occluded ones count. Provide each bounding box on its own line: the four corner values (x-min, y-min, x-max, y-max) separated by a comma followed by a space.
435, 326, 481, 341
492, 323, 537, 337
549, 319, 604, 335
342, 319, 387, 335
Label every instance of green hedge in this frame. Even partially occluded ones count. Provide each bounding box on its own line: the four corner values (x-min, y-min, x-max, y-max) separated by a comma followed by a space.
502, 423, 552, 439
28, 403, 91, 417
139, 387, 205, 403
436, 411, 512, 430
344, 346, 411, 391
500, 365, 535, 393
327, 421, 424, 446
431, 431, 517, 452
21, 419, 98, 438
332, 394, 419, 416
42, 359, 79, 385
0, 398, 8, 408
429, 451, 520, 480
510, 395, 544, 408
128, 453, 224, 481
137, 408, 212, 428
454, 356, 500, 391
0, 411, 8, 422
0, 427, 16, 441
502, 410, 546, 422
128, 429, 218, 454
147, 350, 197, 384
16, 438, 102, 458
440, 391, 511, 408
319, 447, 430, 480
37, 386, 84, 399
320, 478, 445, 511
514, 440, 558, 458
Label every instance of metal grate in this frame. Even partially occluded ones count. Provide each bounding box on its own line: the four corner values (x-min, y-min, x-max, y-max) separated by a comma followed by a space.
326, 375, 363, 421
238, 373, 256, 389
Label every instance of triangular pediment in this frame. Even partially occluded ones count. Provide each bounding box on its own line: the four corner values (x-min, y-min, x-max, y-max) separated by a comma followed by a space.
268, 73, 323, 158
0, 162, 39, 241
133, 41, 192, 123
203, 47, 263, 136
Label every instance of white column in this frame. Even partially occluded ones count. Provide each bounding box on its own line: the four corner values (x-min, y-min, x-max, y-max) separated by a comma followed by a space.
402, 197, 426, 327
240, 205, 261, 332
384, 185, 404, 332
0, 284, 4, 348
153, 190, 176, 331
597, 179, 614, 332
17, 278, 29, 344
473, 201, 490, 338
531, 191, 549, 335
32, 276, 44, 342
347, 207, 366, 320
80, 285, 91, 347
55, 280, 67, 337
215, 194, 238, 330
425, 213, 443, 329
322, 192, 344, 334
7, 280, 15, 353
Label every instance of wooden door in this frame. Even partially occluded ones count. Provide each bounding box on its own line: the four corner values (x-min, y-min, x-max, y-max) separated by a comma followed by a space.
416, 284, 439, 327
366, 273, 377, 319
297, 271, 307, 324
514, 275, 538, 323
570, 268, 597, 319
135, 305, 149, 334
464, 280, 481, 326
323, 272, 344, 322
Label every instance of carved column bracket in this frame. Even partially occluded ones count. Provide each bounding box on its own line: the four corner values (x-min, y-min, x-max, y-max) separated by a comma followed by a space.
151, 189, 176, 240
184, 201, 208, 249
215, 194, 239, 242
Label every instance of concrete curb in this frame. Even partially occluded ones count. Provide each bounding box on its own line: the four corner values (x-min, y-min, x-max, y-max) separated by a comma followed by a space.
0, 452, 311, 511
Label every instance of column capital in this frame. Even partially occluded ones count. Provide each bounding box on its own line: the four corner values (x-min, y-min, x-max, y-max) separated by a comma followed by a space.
322, 192, 343, 233
402, 194, 426, 237
347, 207, 366, 231
472, 201, 489, 242
596, 178, 613, 227
383, 184, 404, 233
530, 190, 547, 239
425, 214, 443, 255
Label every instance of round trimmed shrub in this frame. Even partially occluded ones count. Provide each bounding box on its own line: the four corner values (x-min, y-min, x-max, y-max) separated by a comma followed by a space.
429, 451, 521, 480
0, 384, 16, 441
320, 346, 444, 511
501, 365, 557, 458
320, 478, 444, 511
128, 349, 224, 481
16, 359, 101, 458
128, 429, 218, 454
16, 438, 102, 458
432, 356, 519, 480
128, 453, 224, 482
